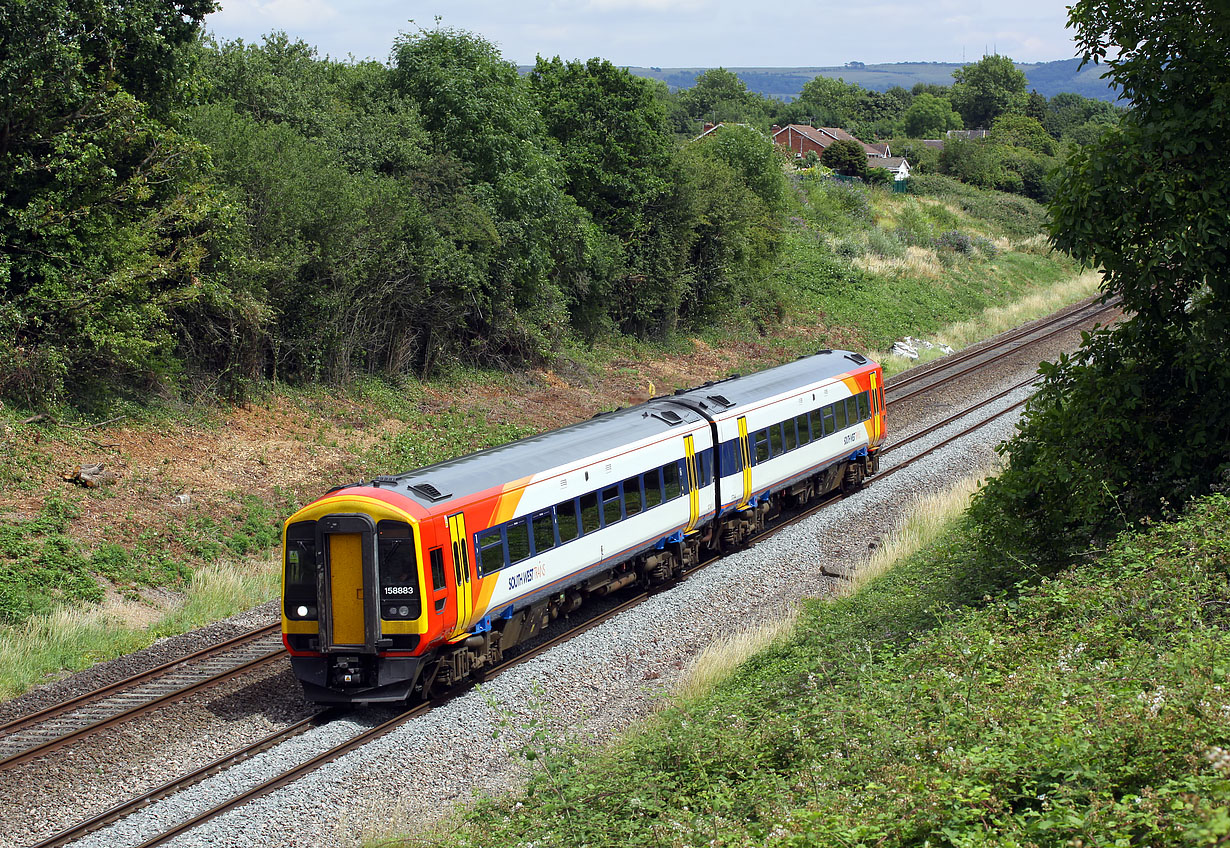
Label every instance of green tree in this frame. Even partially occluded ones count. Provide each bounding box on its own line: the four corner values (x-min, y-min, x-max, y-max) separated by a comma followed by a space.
679, 67, 755, 128
528, 56, 684, 336
0, 0, 221, 406
971, 1, 1230, 567
821, 138, 870, 178
989, 114, 1057, 156
950, 54, 1027, 128
903, 92, 963, 137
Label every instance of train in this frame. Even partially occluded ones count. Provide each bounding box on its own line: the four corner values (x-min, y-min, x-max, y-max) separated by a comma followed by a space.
281, 349, 885, 704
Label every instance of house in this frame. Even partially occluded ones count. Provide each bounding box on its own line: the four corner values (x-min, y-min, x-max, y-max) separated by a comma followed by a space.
771, 123, 911, 181
866, 155, 911, 181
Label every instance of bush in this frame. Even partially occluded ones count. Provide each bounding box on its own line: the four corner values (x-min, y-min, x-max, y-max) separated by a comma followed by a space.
933, 230, 973, 253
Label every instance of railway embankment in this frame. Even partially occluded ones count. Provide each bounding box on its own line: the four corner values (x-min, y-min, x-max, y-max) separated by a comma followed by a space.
417, 487, 1230, 848
0, 179, 1088, 702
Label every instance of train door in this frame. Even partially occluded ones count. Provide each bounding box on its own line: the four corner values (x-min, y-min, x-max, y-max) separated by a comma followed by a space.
446, 513, 475, 636
736, 416, 753, 509
683, 434, 700, 533
869, 372, 881, 441
317, 514, 378, 651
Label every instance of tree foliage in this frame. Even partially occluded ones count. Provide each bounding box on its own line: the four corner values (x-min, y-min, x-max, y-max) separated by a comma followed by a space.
903, 92, 962, 137
0, 0, 220, 405
820, 138, 869, 178
971, 0, 1230, 567
950, 54, 1028, 128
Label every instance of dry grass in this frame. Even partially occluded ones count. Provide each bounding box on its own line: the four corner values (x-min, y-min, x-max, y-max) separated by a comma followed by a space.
675, 608, 800, 700
0, 554, 278, 699
878, 269, 1103, 377
855, 245, 944, 279
839, 470, 992, 598
934, 269, 1103, 351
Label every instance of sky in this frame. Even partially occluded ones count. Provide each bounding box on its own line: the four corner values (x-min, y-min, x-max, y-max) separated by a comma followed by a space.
202, 1, 1083, 68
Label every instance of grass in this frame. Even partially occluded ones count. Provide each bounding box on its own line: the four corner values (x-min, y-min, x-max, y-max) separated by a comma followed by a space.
0, 555, 277, 698
416, 488, 1230, 848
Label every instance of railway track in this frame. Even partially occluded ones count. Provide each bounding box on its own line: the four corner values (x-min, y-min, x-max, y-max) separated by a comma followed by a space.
8, 294, 1113, 847
0, 625, 283, 771
39, 357, 1044, 848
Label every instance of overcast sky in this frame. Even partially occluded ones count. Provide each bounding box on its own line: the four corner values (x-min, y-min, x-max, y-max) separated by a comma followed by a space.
203, 1, 1083, 68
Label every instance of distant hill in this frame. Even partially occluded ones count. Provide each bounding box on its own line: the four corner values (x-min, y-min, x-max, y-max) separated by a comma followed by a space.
622, 58, 1118, 102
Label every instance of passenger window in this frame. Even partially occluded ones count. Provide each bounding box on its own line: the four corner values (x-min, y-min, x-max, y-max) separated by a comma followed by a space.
506, 519, 530, 564
602, 486, 622, 526
532, 509, 556, 554
822, 406, 836, 435
663, 462, 681, 500
429, 547, 446, 591
769, 423, 784, 456
845, 396, 858, 426
833, 400, 848, 430
857, 391, 869, 422
644, 469, 662, 509
557, 499, 580, 543
755, 430, 770, 463
796, 414, 811, 445
477, 529, 505, 576
784, 419, 797, 451
622, 477, 642, 516
700, 450, 713, 486
580, 492, 600, 534
810, 409, 823, 438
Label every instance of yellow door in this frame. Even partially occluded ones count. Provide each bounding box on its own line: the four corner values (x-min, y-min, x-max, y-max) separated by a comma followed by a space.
684, 435, 700, 533
447, 513, 475, 637
736, 416, 753, 509
869, 372, 880, 441
328, 533, 366, 645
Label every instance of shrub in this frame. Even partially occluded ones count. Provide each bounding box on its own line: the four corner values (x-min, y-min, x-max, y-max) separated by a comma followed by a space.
933, 230, 973, 253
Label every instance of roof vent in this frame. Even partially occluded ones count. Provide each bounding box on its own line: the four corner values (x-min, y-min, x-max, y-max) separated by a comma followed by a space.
408, 481, 451, 502
370, 475, 400, 487
816, 348, 833, 355
651, 409, 684, 425
706, 394, 734, 408
845, 353, 868, 364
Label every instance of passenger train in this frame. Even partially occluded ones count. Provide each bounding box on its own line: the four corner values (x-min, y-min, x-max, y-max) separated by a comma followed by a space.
282, 350, 884, 703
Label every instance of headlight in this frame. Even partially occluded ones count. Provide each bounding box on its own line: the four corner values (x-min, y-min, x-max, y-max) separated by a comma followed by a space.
398, 605, 410, 617
292, 605, 317, 619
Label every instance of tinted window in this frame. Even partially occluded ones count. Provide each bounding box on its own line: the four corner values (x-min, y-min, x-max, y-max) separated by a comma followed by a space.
477, 528, 504, 576
580, 492, 600, 534
378, 520, 420, 618
532, 509, 556, 554
644, 469, 663, 509
429, 547, 446, 591
833, 400, 848, 430
284, 521, 317, 615
796, 414, 811, 445
754, 430, 770, 463
622, 477, 642, 516
700, 450, 713, 486
506, 519, 530, 563
784, 419, 797, 451
602, 486, 622, 526
857, 391, 869, 422
822, 407, 836, 436
769, 423, 784, 456
845, 396, 858, 426
557, 499, 580, 543
810, 409, 824, 438
663, 461, 681, 500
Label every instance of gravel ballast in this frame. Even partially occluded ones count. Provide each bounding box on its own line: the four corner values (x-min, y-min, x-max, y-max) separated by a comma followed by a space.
69, 381, 1033, 848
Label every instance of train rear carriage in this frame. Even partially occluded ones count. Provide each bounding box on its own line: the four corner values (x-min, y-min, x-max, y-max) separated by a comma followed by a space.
282, 400, 716, 704
664, 350, 884, 546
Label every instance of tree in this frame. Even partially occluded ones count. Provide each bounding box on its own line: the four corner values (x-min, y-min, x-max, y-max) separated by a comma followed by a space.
903, 92, 962, 137
950, 54, 1027, 128
821, 139, 869, 178
989, 114, 1057, 156
970, 1, 1230, 568
0, 0, 221, 406
680, 67, 753, 126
